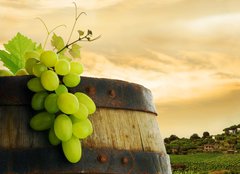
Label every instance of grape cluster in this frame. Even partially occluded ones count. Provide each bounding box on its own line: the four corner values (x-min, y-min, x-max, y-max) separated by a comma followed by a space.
25, 50, 96, 163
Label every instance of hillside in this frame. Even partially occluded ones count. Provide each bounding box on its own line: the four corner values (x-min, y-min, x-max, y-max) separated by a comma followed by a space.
164, 124, 240, 155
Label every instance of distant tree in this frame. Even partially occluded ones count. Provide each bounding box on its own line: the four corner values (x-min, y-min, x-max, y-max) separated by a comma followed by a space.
223, 128, 230, 135
227, 137, 237, 145
236, 143, 240, 150
202, 138, 215, 144
169, 134, 179, 142
190, 133, 200, 140
237, 124, 240, 133
202, 131, 210, 138
164, 138, 170, 144
229, 125, 238, 134
215, 134, 225, 141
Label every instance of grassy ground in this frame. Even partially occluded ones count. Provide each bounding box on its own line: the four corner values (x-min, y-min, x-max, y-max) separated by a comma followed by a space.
170, 153, 240, 173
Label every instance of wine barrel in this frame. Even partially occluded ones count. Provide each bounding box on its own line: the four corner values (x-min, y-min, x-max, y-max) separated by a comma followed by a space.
0, 76, 171, 174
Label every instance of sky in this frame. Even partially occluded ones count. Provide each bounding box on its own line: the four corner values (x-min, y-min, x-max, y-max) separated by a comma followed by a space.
0, 0, 240, 138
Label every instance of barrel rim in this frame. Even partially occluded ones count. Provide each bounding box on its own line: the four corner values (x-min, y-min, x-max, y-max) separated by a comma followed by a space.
0, 76, 157, 115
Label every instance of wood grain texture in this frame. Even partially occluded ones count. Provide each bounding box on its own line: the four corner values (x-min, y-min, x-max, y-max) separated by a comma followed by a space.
85, 108, 166, 153
0, 107, 166, 154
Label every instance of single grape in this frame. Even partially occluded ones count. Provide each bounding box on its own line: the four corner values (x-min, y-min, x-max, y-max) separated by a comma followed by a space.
48, 126, 61, 146
54, 114, 72, 141
58, 54, 72, 61
32, 63, 47, 77
55, 84, 68, 95
27, 77, 45, 92
44, 93, 59, 114
54, 59, 70, 76
31, 91, 48, 111
30, 112, 55, 131
40, 50, 58, 67
25, 58, 39, 74
74, 92, 96, 114
15, 69, 28, 76
63, 73, 80, 87
57, 93, 79, 114
24, 50, 40, 60
0, 69, 14, 76
72, 119, 93, 139
41, 70, 59, 91
69, 115, 81, 124
62, 136, 82, 163
72, 103, 88, 120
70, 61, 83, 75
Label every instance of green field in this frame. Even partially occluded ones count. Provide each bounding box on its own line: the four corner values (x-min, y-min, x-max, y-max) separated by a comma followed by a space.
170, 153, 240, 173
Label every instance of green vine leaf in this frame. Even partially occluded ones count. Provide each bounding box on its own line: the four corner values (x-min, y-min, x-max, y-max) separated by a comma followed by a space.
0, 32, 36, 73
78, 30, 84, 36
87, 30, 92, 36
0, 50, 20, 73
51, 33, 65, 53
69, 44, 81, 58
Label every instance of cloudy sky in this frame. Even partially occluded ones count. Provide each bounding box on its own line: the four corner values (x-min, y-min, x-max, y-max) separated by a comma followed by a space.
0, 0, 240, 138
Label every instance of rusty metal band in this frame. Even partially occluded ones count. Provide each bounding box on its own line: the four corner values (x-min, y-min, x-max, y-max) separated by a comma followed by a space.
0, 76, 157, 115
0, 147, 169, 174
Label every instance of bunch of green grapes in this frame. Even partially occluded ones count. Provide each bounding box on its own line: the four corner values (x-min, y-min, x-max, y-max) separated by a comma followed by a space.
26, 50, 96, 163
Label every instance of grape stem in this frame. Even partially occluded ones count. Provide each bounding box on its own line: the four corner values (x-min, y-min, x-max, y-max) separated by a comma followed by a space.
57, 32, 101, 54
58, 2, 101, 54
66, 2, 86, 45
36, 17, 66, 49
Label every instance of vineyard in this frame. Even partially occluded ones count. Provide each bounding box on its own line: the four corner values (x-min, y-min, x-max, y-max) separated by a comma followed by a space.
170, 153, 240, 173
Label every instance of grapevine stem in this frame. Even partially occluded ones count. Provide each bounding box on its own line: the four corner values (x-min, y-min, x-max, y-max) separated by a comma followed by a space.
57, 34, 101, 54
36, 17, 66, 49
67, 2, 86, 45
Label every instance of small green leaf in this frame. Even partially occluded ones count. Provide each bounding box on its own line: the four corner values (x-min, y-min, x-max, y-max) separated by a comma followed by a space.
36, 44, 43, 53
0, 33, 36, 73
0, 50, 20, 73
69, 44, 81, 58
51, 33, 65, 52
87, 30, 92, 35
78, 30, 84, 36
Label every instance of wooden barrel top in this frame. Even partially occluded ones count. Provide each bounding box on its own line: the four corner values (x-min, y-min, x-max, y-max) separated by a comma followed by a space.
0, 76, 157, 115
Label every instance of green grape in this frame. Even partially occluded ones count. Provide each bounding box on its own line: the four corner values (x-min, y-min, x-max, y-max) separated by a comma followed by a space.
72, 103, 88, 120
24, 50, 40, 60
62, 136, 82, 163
48, 126, 61, 145
40, 50, 58, 67
25, 58, 39, 74
54, 59, 70, 76
72, 119, 93, 139
63, 73, 80, 87
41, 70, 59, 91
59, 54, 72, 61
0, 69, 14, 76
54, 114, 72, 141
55, 84, 68, 95
31, 91, 48, 111
44, 93, 59, 114
74, 92, 96, 114
57, 93, 79, 114
30, 112, 55, 131
15, 69, 28, 76
70, 61, 83, 75
32, 63, 47, 77
27, 77, 45, 92
69, 115, 81, 124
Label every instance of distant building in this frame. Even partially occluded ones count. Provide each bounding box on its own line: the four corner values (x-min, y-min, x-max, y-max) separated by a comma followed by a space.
203, 144, 220, 152
203, 144, 214, 152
